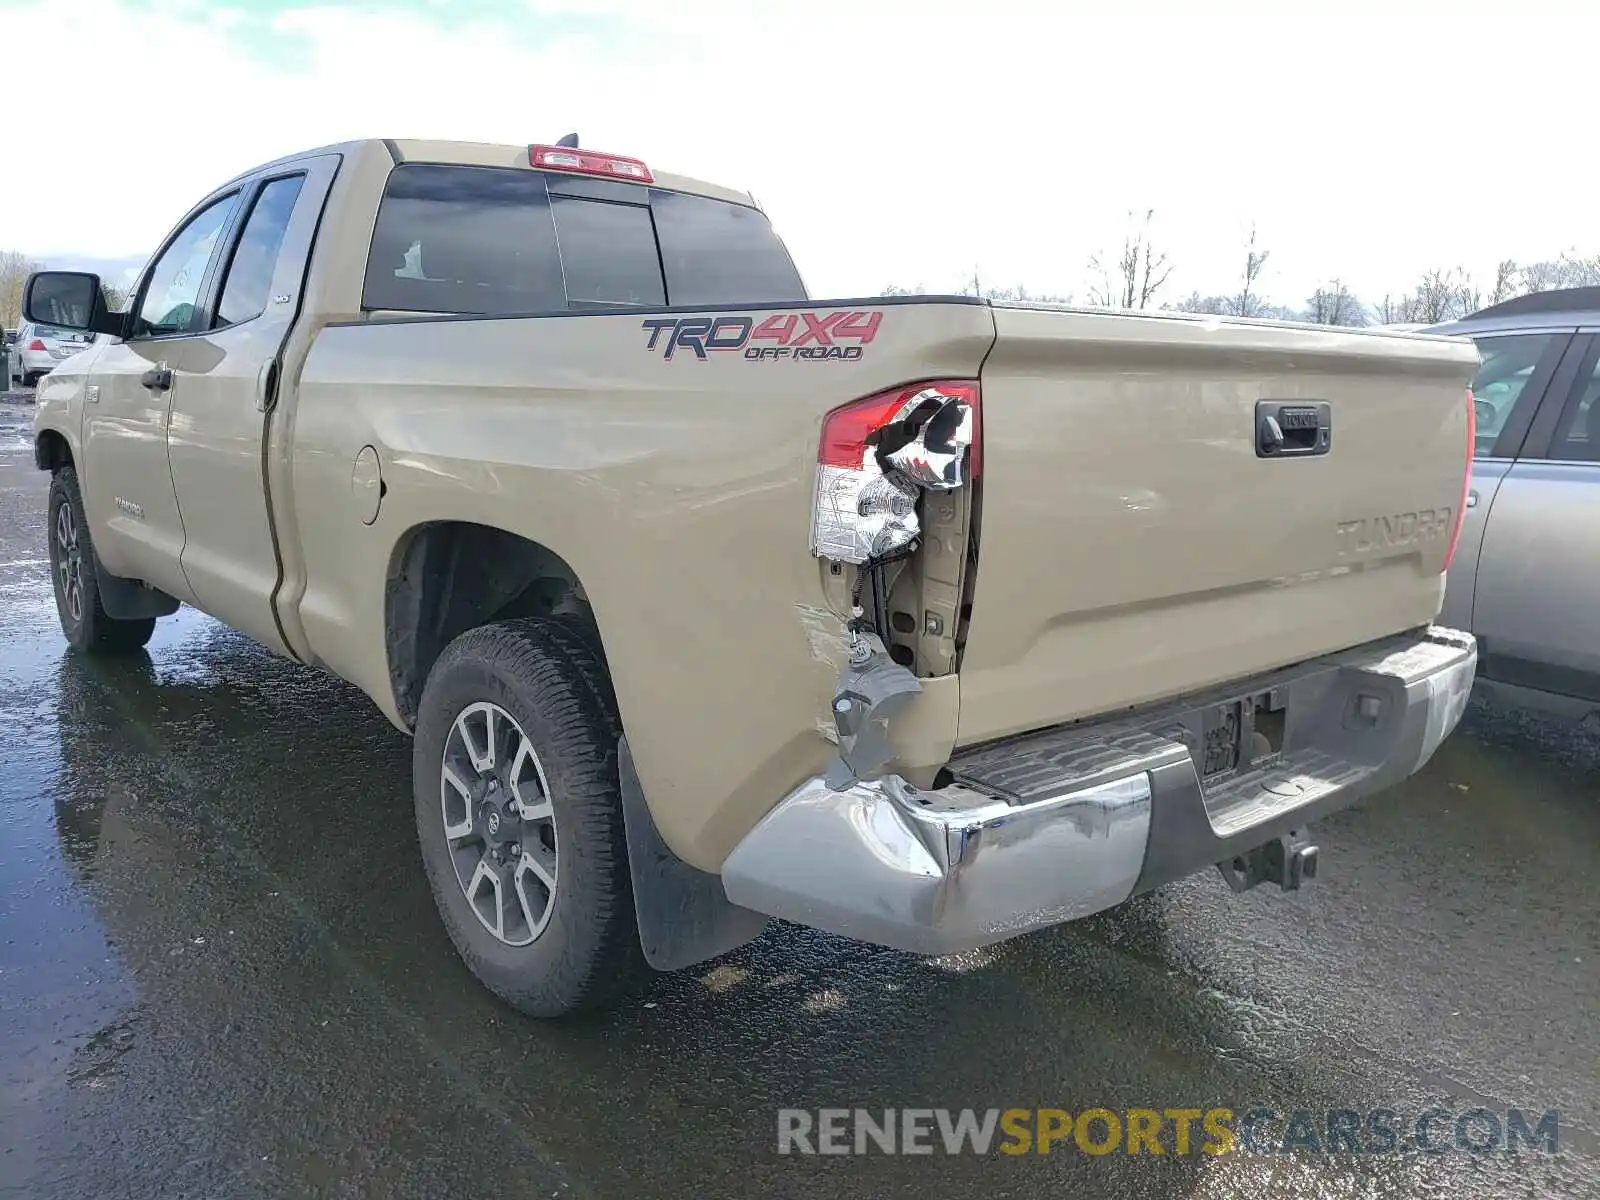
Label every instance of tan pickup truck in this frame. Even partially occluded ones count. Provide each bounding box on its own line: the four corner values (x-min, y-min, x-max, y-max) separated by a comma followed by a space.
27, 136, 1481, 1017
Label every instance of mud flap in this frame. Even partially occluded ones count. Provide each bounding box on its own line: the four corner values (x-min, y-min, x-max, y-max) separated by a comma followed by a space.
93, 558, 180, 620
618, 735, 770, 972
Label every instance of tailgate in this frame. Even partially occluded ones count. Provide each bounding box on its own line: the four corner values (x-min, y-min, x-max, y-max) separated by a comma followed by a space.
956, 306, 1479, 746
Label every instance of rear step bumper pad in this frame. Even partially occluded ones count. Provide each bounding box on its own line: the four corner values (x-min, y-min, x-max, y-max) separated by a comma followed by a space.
721, 626, 1476, 956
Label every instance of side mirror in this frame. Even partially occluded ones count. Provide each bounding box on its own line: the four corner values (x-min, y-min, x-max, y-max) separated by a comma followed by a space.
23, 271, 124, 337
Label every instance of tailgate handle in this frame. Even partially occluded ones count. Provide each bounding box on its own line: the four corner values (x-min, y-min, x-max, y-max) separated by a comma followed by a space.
1257, 401, 1331, 458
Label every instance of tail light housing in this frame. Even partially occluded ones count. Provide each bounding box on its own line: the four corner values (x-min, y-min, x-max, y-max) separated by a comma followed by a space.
811, 380, 980, 564
529, 144, 653, 183
1442, 387, 1477, 572
27, 339, 45, 351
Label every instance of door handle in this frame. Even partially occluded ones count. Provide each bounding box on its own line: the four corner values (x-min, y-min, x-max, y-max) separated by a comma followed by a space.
140, 364, 172, 392
1256, 400, 1332, 458
1466, 489, 1479, 509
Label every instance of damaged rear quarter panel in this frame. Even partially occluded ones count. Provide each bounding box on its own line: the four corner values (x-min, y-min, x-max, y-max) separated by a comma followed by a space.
288, 299, 996, 872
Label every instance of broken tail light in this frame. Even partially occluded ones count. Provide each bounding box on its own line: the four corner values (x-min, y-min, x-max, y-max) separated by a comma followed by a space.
811, 380, 980, 565
1442, 386, 1477, 572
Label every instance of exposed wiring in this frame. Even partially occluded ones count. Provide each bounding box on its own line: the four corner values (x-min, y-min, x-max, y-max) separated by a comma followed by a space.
848, 541, 917, 641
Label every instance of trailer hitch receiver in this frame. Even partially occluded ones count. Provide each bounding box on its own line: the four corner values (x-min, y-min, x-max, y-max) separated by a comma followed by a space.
1217, 828, 1319, 893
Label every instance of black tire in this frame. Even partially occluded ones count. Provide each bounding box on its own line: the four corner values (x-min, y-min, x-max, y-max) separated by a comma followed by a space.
412, 617, 647, 1017
23, 371, 42, 388
47, 467, 157, 655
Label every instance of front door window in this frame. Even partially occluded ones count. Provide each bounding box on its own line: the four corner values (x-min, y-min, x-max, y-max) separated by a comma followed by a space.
134, 194, 238, 337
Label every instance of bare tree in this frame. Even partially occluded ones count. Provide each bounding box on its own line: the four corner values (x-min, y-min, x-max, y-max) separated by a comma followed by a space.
1520, 259, 1563, 294
956, 281, 1071, 304
1490, 259, 1521, 305
1232, 225, 1271, 318
0, 250, 45, 329
1087, 209, 1174, 310
1514, 250, 1600, 294
1170, 291, 1232, 315
1412, 268, 1467, 324
1562, 252, 1600, 287
1305, 279, 1368, 326
984, 284, 1073, 304
950, 270, 1070, 304
1167, 229, 1272, 319
101, 283, 128, 311
1375, 292, 1421, 325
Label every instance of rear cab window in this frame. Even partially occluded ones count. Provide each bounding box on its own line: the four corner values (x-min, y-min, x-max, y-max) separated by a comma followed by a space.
361, 162, 805, 316
650, 188, 807, 306
548, 194, 663, 308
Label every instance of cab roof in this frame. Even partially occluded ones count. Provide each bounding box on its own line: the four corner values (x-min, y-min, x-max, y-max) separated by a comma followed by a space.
225, 137, 759, 210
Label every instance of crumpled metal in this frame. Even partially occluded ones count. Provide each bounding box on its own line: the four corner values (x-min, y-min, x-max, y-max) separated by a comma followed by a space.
878, 388, 975, 490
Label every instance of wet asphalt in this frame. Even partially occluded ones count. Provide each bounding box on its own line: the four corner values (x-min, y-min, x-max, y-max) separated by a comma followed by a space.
0, 399, 1596, 1199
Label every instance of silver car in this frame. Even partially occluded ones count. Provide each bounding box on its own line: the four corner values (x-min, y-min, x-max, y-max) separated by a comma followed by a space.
10, 319, 96, 387
1427, 286, 1600, 718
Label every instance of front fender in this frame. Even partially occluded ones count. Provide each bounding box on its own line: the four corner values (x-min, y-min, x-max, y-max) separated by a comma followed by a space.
31, 347, 101, 469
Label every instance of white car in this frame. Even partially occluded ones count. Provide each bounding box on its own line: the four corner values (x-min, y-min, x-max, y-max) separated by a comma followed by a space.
10, 319, 96, 387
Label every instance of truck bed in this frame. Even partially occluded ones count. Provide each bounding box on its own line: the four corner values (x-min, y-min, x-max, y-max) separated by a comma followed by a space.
957, 305, 1478, 745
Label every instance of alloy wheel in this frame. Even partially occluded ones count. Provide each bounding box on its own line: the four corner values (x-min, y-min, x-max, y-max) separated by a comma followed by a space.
54, 500, 84, 624
440, 701, 560, 946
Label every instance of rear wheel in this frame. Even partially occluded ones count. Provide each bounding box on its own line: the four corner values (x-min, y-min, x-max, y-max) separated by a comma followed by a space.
47, 467, 156, 655
412, 617, 647, 1017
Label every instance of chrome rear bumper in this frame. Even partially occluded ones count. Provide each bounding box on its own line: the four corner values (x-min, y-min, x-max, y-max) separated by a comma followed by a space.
721, 626, 1476, 956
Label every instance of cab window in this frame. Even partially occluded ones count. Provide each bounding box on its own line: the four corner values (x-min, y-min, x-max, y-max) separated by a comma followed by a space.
650, 187, 805, 306
135, 194, 239, 337
548, 194, 664, 308
362, 164, 566, 315
214, 176, 306, 328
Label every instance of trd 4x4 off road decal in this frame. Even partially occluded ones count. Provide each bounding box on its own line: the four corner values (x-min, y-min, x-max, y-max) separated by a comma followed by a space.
642, 310, 883, 362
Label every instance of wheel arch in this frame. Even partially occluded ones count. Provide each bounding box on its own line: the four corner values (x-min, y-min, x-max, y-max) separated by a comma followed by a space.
384, 521, 762, 973
35, 426, 75, 473
383, 520, 608, 731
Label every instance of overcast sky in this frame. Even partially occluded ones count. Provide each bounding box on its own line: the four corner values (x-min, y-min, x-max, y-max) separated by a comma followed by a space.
1, 0, 1586, 308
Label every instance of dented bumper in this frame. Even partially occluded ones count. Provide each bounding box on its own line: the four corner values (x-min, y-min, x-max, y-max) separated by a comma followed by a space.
720, 626, 1477, 956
